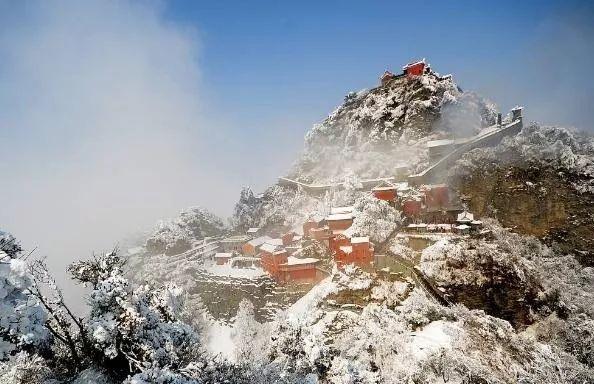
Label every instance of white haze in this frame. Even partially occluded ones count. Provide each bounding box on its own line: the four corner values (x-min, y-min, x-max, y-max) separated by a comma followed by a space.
0, 1, 281, 308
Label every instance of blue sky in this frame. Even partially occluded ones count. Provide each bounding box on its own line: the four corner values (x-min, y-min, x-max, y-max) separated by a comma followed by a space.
0, 0, 592, 306
166, 0, 594, 133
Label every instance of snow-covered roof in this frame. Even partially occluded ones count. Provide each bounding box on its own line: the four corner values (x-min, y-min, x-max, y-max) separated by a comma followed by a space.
407, 224, 418, 228
456, 224, 471, 230
246, 227, 260, 234
417, 223, 428, 228
260, 243, 281, 254
267, 238, 284, 246
402, 58, 425, 70
332, 230, 352, 238
285, 256, 319, 265
381, 70, 395, 78
351, 236, 370, 244
214, 253, 233, 259
247, 235, 272, 247
330, 206, 353, 214
371, 180, 396, 190
471, 220, 483, 225
326, 213, 354, 221
372, 186, 397, 191
457, 211, 474, 222
339, 246, 353, 254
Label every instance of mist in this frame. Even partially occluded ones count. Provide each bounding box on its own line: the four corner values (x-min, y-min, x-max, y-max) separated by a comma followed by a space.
465, 5, 594, 131
0, 1, 271, 308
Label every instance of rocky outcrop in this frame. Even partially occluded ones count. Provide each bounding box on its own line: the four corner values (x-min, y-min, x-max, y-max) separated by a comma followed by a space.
420, 232, 546, 327
450, 157, 594, 266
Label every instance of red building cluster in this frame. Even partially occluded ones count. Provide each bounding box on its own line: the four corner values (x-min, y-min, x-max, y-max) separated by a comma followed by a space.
380, 59, 428, 85
368, 181, 465, 225
302, 206, 375, 268
331, 234, 374, 266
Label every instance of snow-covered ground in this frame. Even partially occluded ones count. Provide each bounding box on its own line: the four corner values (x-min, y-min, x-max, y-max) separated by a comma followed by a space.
203, 263, 267, 279
206, 321, 235, 362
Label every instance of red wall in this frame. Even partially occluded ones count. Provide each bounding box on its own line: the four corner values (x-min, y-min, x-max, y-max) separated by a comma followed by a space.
242, 243, 256, 255
402, 199, 422, 218
280, 265, 317, 282
424, 185, 449, 209
329, 234, 350, 253
334, 240, 374, 267
328, 219, 353, 232
373, 189, 397, 201
261, 251, 288, 278
405, 62, 425, 77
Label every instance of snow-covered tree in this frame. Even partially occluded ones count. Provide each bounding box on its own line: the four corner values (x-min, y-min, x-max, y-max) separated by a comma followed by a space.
0, 232, 48, 361
68, 252, 198, 376
231, 187, 262, 232
232, 299, 269, 365
348, 193, 402, 242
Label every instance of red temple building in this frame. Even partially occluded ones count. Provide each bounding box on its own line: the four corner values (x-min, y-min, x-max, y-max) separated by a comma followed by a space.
403, 59, 426, 77
214, 252, 233, 265
423, 184, 449, 210
242, 235, 272, 256
372, 182, 398, 202
303, 215, 326, 238
402, 198, 422, 218
326, 207, 354, 232
334, 236, 374, 266
380, 70, 396, 86
278, 257, 320, 283
260, 249, 288, 278
329, 233, 352, 255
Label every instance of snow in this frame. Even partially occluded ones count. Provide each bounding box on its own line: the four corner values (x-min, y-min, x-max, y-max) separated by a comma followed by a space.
457, 211, 474, 222
286, 256, 319, 266
207, 321, 235, 361
286, 277, 337, 322
204, 263, 266, 279
330, 206, 354, 214
0, 239, 48, 359
408, 320, 454, 358
246, 235, 272, 247
351, 236, 369, 244
259, 243, 280, 253
339, 246, 353, 254
326, 213, 354, 221
266, 238, 284, 246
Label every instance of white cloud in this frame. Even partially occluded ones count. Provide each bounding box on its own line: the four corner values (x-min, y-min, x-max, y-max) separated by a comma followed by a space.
0, 1, 238, 308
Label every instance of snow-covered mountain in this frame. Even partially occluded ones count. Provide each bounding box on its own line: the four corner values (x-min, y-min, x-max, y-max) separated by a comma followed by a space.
289, 66, 497, 183
3, 61, 594, 384
145, 207, 227, 255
